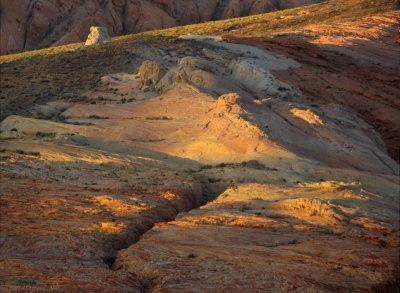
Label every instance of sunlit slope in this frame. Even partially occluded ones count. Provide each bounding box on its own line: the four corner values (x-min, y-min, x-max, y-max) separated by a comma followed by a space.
0, 0, 395, 64
0, 0, 399, 290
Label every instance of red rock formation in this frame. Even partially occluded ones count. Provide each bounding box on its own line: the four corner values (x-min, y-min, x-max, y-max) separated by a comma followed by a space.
1, 2, 398, 291
223, 12, 400, 162
0, 0, 321, 55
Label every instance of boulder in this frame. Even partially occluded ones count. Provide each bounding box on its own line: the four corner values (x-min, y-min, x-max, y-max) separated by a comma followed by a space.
85, 26, 111, 46
138, 61, 167, 90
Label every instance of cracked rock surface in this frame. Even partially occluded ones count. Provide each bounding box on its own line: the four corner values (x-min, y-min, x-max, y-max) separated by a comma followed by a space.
0, 6, 399, 293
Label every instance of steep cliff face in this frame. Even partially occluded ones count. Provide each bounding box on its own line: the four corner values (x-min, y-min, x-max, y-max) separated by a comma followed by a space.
0, 0, 322, 55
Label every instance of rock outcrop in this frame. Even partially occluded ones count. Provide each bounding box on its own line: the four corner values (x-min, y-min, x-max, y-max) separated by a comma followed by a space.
0, 2, 398, 292
138, 61, 167, 90
223, 12, 400, 162
85, 26, 111, 46
1, 33, 398, 288
0, 0, 322, 55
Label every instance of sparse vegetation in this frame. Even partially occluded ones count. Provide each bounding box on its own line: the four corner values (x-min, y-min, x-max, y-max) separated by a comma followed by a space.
251, 197, 264, 201
0, 2, 398, 290
14, 278, 37, 286
199, 160, 276, 171
0, 0, 393, 65
0, 0, 394, 120
208, 178, 222, 183
36, 132, 56, 138
89, 115, 110, 119
240, 204, 252, 212
15, 149, 41, 156
145, 116, 173, 120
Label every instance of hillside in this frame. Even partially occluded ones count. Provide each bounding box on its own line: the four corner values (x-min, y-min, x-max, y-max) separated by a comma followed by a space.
1, 0, 399, 160
0, 0, 399, 292
0, 0, 322, 55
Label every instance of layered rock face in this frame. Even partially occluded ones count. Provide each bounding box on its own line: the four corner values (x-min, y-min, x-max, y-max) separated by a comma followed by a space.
0, 0, 322, 55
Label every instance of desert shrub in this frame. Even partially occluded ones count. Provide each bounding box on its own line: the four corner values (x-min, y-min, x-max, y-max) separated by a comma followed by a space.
89, 115, 109, 119
145, 116, 172, 120
36, 132, 56, 138
15, 149, 40, 156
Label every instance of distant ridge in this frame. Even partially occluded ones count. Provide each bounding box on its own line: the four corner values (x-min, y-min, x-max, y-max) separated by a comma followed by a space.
0, 0, 322, 55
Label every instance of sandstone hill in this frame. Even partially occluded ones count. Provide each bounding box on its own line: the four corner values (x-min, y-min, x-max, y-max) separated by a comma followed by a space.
0, 0, 322, 55
0, 0, 399, 292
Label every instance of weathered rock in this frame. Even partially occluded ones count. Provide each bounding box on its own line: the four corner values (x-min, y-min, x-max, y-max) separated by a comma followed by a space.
85, 26, 111, 46
31, 101, 70, 119
0, 4, 399, 292
224, 12, 400, 162
138, 61, 167, 90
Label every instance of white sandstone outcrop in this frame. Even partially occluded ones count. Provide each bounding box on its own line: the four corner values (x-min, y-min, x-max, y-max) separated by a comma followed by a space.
85, 26, 111, 46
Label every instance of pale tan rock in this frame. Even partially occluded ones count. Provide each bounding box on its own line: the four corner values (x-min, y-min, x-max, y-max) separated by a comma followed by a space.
85, 26, 111, 46
138, 60, 167, 90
